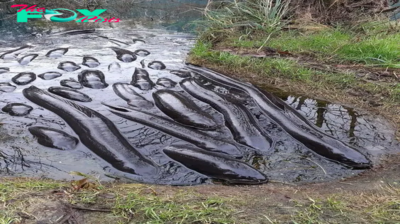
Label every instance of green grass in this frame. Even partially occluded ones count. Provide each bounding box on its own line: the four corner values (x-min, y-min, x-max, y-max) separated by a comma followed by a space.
212, 24, 400, 68
190, 42, 400, 102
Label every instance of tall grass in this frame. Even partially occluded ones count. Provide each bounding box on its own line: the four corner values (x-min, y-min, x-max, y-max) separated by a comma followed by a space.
200, 0, 291, 34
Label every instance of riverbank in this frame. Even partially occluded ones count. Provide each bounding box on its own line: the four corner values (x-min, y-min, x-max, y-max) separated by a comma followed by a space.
188, 20, 400, 141
1, 12, 399, 224
1, 153, 399, 223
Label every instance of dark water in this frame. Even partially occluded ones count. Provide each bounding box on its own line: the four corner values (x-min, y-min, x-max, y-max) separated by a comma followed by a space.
0, 1, 398, 185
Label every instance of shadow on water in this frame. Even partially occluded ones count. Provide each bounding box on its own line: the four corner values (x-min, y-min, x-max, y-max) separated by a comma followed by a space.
0, 1, 398, 185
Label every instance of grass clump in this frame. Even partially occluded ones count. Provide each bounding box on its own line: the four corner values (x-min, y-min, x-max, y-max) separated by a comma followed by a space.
112, 186, 234, 223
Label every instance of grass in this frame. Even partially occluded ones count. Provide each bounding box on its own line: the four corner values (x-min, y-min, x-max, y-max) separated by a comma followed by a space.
210, 23, 400, 68
0, 177, 400, 223
190, 41, 400, 102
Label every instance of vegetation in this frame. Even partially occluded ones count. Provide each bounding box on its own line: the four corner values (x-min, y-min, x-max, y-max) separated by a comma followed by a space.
1, 175, 400, 223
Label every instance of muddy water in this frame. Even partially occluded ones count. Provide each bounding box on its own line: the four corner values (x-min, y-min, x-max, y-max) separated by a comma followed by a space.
0, 23, 398, 185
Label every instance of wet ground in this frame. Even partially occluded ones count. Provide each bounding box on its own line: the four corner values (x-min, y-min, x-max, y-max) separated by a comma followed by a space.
0, 22, 398, 185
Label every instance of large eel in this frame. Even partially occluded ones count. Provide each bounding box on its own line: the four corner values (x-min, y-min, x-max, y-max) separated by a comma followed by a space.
113, 83, 154, 109
180, 78, 272, 151
185, 64, 372, 169
23, 86, 158, 176
152, 89, 218, 130
103, 104, 243, 158
163, 145, 268, 184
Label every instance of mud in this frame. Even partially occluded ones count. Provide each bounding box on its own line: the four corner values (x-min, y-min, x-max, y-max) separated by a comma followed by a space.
0, 25, 398, 185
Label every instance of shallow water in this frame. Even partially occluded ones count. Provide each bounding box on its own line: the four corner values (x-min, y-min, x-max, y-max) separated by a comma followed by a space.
0, 22, 398, 185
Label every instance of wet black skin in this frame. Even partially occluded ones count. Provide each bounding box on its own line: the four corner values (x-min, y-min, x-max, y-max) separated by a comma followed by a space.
23, 86, 159, 176
12, 72, 36, 85
148, 61, 166, 70
78, 70, 109, 89
38, 72, 62, 80
57, 61, 81, 72
163, 145, 268, 184
46, 48, 69, 58
113, 83, 154, 109
185, 64, 372, 169
60, 78, 83, 89
156, 78, 177, 88
2, 103, 33, 116
28, 126, 79, 151
0, 82, 16, 92
130, 68, 155, 90
48, 87, 92, 102
105, 104, 243, 158
152, 89, 218, 130
82, 56, 100, 68
110, 47, 137, 62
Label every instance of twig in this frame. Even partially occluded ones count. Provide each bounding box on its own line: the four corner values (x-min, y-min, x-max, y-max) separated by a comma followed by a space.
69, 205, 112, 213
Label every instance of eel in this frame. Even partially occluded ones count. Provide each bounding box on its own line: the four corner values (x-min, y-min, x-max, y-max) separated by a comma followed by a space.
185, 64, 372, 169
2, 103, 33, 116
108, 62, 121, 72
82, 56, 100, 68
113, 83, 154, 109
28, 126, 79, 151
181, 78, 272, 151
130, 68, 155, 90
78, 70, 108, 89
163, 145, 268, 184
148, 61, 166, 70
156, 78, 177, 88
48, 86, 92, 102
38, 72, 62, 80
60, 78, 83, 89
152, 89, 218, 130
57, 61, 81, 72
134, 49, 150, 57
22, 86, 158, 176
104, 104, 243, 158
0, 45, 33, 60
0, 67, 9, 74
12, 72, 36, 85
110, 47, 137, 63
18, 54, 38, 65
46, 48, 68, 58
0, 82, 16, 92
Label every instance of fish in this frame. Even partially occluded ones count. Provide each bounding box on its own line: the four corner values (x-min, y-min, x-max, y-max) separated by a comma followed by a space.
18, 54, 39, 65
82, 56, 100, 68
0, 45, 33, 60
0, 67, 10, 74
28, 126, 79, 151
108, 62, 121, 72
110, 47, 137, 63
22, 86, 158, 176
152, 89, 218, 130
57, 61, 81, 72
12, 72, 36, 85
185, 64, 372, 169
130, 68, 155, 90
163, 145, 268, 184
134, 49, 150, 57
113, 83, 154, 109
48, 86, 92, 102
156, 78, 177, 88
60, 78, 83, 89
78, 70, 108, 89
104, 104, 243, 157
181, 78, 272, 151
148, 61, 166, 70
0, 82, 16, 92
38, 72, 62, 80
46, 48, 68, 58
2, 103, 33, 116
